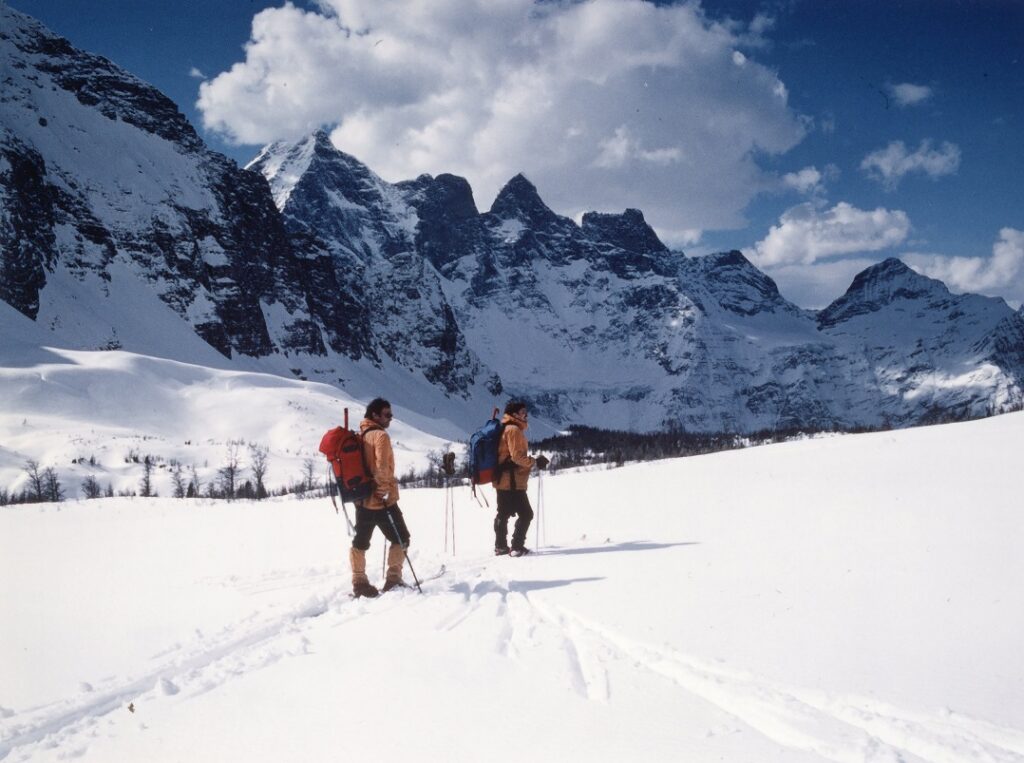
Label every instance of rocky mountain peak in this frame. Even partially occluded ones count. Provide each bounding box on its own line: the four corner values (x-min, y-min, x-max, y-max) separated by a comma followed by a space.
818, 257, 949, 329
399, 173, 478, 221
687, 250, 795, 317
581, 208, 667, 255
488, 173, 560, 226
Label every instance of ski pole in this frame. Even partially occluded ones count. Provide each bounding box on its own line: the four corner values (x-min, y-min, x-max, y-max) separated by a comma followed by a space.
385, 508, 422, 593
451, 480, 456, 556
443, 478, 450, 553
535, 469, 545, 549
327, 468, 354, 536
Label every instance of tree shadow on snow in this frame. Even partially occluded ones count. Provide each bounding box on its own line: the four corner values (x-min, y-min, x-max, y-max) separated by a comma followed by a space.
534, 540, 700, 557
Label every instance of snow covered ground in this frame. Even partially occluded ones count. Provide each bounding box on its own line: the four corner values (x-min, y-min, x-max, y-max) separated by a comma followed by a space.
3, 411, 1023, 762
0, 310, 454, 499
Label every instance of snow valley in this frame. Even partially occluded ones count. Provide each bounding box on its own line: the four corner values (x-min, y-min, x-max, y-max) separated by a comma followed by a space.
3, 412, 1024, 762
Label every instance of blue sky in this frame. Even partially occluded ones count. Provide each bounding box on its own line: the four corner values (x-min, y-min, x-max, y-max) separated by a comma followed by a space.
10, 0, 1024, 308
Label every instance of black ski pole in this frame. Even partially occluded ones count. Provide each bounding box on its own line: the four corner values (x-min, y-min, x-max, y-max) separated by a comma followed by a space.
327, 468, 354, 536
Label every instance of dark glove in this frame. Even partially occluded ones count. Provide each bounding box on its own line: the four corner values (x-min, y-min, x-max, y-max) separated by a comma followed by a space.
442, 452, 456, 476
536, 454, 550, 470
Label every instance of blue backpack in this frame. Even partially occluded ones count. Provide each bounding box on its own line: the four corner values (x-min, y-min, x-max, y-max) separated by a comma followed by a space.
468, 408, 503, 496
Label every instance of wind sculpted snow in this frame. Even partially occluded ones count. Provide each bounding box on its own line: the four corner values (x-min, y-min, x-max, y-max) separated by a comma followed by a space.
2, 412, 1023, 762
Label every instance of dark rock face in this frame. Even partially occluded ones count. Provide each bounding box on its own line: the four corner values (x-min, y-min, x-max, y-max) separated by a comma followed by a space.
0, 5, 319, 359
29, 34, 204, 151
397, 172, 480, 274
581, 208, 667, 256
0, 133, 55, 318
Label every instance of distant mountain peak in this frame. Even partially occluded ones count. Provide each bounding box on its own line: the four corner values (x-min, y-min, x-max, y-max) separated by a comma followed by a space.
489, 173, 559, 225
845, 257, 945, 300
818, 257, 950, 329
250, 130, 387, 214
398, 172, 479, 220
581, 208, 667, 254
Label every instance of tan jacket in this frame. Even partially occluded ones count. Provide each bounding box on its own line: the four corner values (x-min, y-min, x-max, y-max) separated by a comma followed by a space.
495, 414, 535, 491
359, 419, 399, 509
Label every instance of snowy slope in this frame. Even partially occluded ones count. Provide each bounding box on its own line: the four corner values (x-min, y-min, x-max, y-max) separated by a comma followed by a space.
0, 300, 452, 499
2, 413, 1023, 762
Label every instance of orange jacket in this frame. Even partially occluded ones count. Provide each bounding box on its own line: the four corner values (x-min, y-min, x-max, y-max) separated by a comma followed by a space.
359, 419, 399, 509
495, 414, 535, 491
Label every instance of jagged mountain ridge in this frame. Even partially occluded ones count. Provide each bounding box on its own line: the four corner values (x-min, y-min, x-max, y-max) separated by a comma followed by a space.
255, 131, 1024, 431
2, 6, 1022, 436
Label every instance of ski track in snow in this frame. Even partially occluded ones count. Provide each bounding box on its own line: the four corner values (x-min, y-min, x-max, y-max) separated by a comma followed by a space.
436, 573, 1024, 763
0, 569, 353, 762
3, 558, 1024, 763
527, 601, 1024, 763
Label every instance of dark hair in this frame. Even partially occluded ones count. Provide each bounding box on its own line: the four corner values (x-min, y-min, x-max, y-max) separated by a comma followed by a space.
365, 397, 392, 419
504, 400, 527, 416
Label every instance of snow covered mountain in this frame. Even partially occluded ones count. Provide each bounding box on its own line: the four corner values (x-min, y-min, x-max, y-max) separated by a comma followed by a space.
254, 131, 1024, 432
2, 5, 1022, 439
0, 4, 318, 361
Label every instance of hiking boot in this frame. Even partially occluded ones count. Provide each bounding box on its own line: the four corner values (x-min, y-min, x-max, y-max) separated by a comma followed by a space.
509, 547, 531, 557
494, 547, 510, 556
382, 579, 409, 593
352, 581, 380, 598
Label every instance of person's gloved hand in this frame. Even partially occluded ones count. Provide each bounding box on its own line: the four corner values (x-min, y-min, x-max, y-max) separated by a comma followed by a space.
536, 454, 550, 470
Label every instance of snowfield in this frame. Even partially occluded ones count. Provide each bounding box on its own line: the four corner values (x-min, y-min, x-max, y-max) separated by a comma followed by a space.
2, 412, 1023, 762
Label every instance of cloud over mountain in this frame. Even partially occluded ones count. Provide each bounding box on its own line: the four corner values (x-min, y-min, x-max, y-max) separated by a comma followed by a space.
905, 228, 1024, 307
750, 202, 911, 267
196, 0, 806, 234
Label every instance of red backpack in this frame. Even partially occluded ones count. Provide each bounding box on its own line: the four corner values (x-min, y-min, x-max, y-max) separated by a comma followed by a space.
319, 409, 377, 504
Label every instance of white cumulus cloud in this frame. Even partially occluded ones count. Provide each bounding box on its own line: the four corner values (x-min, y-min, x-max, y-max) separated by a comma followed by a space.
888, 82, 933, 108
904, 228, 1024, 307
861, 139, 961, 190
781, 164, 838, 197
750, 202, 911, 267
196, 0, 806, 232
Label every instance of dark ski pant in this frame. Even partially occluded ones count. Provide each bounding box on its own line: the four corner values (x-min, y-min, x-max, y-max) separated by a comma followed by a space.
494, 490, 533, 551
352, 504, 411, 551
